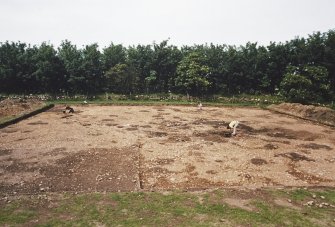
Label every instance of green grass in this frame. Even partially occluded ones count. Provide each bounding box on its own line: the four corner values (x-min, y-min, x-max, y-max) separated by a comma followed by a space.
47, 98, 274, 108
1, 188, 334, 226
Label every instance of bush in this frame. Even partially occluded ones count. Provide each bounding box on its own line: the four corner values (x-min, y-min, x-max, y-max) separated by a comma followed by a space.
279, 65, 331, 103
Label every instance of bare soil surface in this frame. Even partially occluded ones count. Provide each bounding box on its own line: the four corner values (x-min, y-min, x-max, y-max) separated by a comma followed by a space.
0, 105, 335, 194
268, 103, 335, 127
0, 98, 44, 119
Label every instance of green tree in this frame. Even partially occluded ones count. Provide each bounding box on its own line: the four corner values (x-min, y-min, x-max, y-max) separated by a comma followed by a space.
280, 72, 313, 103
127, 45, 154, 93
0, 42, 34, 93
152, 40, 182, 93
175, 52, 210, 96
32, 43, 65, 94
280, 65, 330, 103
102, 43, 126, 71
104, 63, 139, 94
81, 43, 103, 95
58, 40, 84, 93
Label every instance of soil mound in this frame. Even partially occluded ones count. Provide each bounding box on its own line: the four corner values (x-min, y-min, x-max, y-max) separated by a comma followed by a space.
0, 98, 43, 118
268, 103, 335, 127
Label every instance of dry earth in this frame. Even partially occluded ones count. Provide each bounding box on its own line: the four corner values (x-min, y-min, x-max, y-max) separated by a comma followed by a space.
0, 105, 335, 194
269, 103, 335, 127
0, 98, 43, 119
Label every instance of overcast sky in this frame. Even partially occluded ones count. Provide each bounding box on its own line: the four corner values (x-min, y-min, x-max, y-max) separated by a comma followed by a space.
1, 0, 334, 48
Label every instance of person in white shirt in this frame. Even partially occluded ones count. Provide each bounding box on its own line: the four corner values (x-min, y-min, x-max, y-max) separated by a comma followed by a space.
197, 102, 203, 110
227, 120, 239, 136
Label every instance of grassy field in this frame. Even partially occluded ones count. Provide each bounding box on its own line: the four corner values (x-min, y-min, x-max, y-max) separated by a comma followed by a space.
1, 188, 335, 226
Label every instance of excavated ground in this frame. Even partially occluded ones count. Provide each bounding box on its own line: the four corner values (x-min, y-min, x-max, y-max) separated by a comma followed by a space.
0, 105, 334, 194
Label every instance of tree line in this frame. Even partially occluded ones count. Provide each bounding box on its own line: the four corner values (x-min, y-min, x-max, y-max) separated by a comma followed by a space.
0, 30, 334, 103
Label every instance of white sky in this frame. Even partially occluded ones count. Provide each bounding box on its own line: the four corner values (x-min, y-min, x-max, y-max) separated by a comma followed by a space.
0, 0, 334, 48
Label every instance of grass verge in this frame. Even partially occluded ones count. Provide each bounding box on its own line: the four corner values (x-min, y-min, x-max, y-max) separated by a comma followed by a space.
1, 188, 334, 226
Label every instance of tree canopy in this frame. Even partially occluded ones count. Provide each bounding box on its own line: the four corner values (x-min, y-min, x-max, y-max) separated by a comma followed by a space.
0, 30, 335, 103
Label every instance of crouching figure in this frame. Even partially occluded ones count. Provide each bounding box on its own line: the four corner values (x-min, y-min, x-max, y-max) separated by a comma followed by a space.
227, 120, 239, 136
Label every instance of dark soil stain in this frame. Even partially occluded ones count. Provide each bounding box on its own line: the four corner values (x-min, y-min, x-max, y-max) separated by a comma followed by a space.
165, 134, 191, 143
109, 114, 118, 117
251, 158, 268, 165
0, 149, 12, 156
159, 120, 189, 129
275, 152, 315, 162
298, 143, 332, 150
192, 118, 226, 128
1, 128, 19, 133
287, 162, 332, 184
52, 147, 67, 153
4, 160, 39, 173
238, 125, 317, 141
152, 114, 164, 118
21, 130, 32, 133
262, 139, 291, 144
146, 131, 168, 138
106, 123, 118, 127
267, 128, 317, 141
25, 148, 139, 193
88, 132, 103, 136
141, 125, 152, 128
193, 130, 227, 143
264, 144, 279, 150
60, 115, 73, 119
155, 158, 175, 165
139, 110, 150, 112
101, 119, 114, 122
206, 170, 218, 174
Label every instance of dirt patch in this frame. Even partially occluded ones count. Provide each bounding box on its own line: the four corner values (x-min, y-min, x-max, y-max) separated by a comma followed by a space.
0, 147, 139, 194
274, 199, 301, 210
206, 170, 218, 174
101, 119, 114, 122
155, 158, 175, 165
251, 158, 268, 165
275, 152, 315, 162
264, 144, 279, 150
165, 134, 191, 143
27, 121, 48, 125
0, 98, 44, 118
192, 118, 226, 128
223, 198, 254, 211
146, 131, 168, 137
0, 128, 19, 133
106, 123, 118, 127
298, 143, 332, 150
287, 162, 332, 184
1, 105, 335, 193
266, 128, 317, 141
0, 149, 12, 156
193, 130, 227, 143
268, 103, 335, 126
